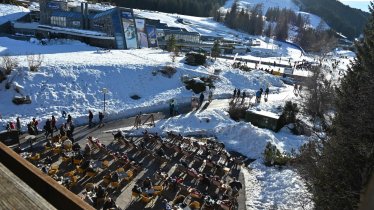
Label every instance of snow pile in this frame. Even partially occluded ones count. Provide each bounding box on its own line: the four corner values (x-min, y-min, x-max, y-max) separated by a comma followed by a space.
126, 109, 306, 159
0, 4, 29, 25
244, 160, 313, 209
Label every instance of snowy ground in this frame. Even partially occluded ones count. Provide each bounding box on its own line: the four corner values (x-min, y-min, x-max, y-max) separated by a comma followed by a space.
0, 4, 29, 25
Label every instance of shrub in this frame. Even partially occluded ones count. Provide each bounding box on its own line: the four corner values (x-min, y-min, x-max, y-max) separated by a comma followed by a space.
27, 54, 43, 72
185, 52, 206, 66
1, 56, 18, 75
263, 142, 292, 166
184, 78, 206, 94
228, 100, 248, 121
0, 70, 5, 83
159, 66, 176, 78
276, 101, 299, 131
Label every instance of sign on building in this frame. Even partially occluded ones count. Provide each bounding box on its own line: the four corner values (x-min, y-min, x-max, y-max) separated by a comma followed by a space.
135, 18, 148, 48
121, 11, 138, 49
146, 25, 158, 48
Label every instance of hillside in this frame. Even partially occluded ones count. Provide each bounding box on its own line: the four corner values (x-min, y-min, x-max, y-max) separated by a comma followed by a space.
112, 0, 225, 17
294, 0, 369, 39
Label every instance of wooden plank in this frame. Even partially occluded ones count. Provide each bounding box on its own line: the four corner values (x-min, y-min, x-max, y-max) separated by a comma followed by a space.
0, 162, 56, 210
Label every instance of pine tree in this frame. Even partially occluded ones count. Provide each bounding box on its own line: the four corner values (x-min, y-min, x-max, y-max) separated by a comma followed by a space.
166, 35, 176, 52
211, 40, 221, 60
297, 3, 374, 209
274, 16, 288, 40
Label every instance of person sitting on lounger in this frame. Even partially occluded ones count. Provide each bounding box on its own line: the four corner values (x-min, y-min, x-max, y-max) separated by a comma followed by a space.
142, 177, 153, 190
111, 171, 119, 182
103, 197, 117, 210
80, 160, 91, 170
132, 184, 142, 194
113, 130, 124, 140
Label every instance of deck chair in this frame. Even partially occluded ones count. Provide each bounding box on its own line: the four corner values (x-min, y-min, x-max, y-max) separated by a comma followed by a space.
48, 164, 59, 176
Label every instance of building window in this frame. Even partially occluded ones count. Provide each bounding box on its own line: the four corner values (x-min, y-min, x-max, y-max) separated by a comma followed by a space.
50, 16, 66, 27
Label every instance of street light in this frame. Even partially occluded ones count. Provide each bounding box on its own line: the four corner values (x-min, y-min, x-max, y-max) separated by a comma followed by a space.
102, 88, 108, 113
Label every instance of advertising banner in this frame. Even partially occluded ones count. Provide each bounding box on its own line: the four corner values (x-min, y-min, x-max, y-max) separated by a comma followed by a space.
135, 18, 148, 48
146, 25, 158, 48
121, 11, 138, 49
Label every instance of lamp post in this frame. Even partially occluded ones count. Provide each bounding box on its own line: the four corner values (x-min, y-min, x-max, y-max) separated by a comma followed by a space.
102, 88, 108, 113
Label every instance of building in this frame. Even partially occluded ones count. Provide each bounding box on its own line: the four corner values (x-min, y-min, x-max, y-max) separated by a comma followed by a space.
11, 0, 161, 49
245, 109, 280, 131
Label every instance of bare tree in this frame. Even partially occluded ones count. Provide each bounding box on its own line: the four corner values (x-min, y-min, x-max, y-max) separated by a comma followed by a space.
27, 54, 44, 72
303, 65, 336, 131
1, 56, 18, 75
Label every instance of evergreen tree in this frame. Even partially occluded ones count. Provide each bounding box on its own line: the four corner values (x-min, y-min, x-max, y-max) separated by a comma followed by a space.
297, 3, 374, 209
264, 23, 273, 37
225, 2, 238, 28
274, 16, 289, 40
211, 40, 221, 60
166, 35, 176, 52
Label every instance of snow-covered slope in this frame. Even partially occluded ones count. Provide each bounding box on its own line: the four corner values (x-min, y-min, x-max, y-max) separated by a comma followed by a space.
0, 4, 29, 25
223, 0, 329, 29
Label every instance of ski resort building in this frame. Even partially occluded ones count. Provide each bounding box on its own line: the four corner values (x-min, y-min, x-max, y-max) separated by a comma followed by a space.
10, 0, 159, 49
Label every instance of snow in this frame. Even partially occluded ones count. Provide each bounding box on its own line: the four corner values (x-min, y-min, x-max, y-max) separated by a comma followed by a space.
0, 4, 29, 25
244, 160, 313, 209
223, 0, 329, 29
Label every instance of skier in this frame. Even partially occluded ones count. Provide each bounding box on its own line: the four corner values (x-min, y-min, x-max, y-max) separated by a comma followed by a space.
233, 88, 237, 98
237, 89, 241, 98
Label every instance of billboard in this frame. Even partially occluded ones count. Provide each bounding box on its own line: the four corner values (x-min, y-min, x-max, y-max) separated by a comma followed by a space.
47, 2, 60, 9
121, 11, 138, 49
135, 18, 148, 48
146, 25, 158, 48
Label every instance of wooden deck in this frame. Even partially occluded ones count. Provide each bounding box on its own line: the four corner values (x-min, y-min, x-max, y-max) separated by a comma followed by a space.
0, 162, 56, 210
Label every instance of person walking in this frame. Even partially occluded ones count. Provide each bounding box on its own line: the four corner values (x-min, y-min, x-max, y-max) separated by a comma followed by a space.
237, 89, 241, 98
241, 91, 246, 104
265, 87, 269, 98
98, 112, 104, 127
208, 90, 213, 102
32, 118, 38, 134
16, 117, 21, 132
67, 114, 72, 124
169, 99, 175, 117
199, 92, 205, 107
293, 84, 298, 94
298, 85, 302, 95
88, 110, 93, 127
62, 110, 67, 119
233, 88, 237, 98
255, 90, 261, 103
44, 119, 52, 141
51, 115, 57, 132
